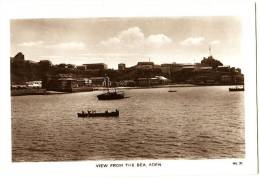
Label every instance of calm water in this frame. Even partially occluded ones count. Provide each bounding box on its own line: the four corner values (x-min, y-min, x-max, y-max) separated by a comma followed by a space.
12, 86, 244, 162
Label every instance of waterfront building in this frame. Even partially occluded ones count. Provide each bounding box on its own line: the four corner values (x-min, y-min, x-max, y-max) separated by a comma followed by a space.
47, 78, 78, 92
155, 76, 171, 85
76, 79, 86, 87
11, 84, 27, 90
137, 78, 149, 86
46, 74, 93, 92
232, 74, 244, 85
90, 77, 106, 86
26, 81, 42, 88
118, 80, 136, 87
83, 78, 92, 86
220, 75, 233, 84
149, 77, 161, 85
137, 76, 170, 86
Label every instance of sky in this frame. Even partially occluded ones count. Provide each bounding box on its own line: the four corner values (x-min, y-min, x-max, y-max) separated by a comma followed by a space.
11, 17, 243, 70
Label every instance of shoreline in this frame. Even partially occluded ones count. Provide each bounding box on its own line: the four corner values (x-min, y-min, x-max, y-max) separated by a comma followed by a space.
11, 84, 241, 97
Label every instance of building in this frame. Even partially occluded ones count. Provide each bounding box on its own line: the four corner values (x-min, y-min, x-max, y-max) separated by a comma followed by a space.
171, 63, 183, 72
160, 64, 171, 75
46, 77, 93, 92
76, 65, 87, 71
217, 65, 230, 72
135, 62, 154, 69
149, 77, 161, 85
51, 78, 76, 91
137, 76, 170, 86
160, 63, 184, 75
201, 55, 223, 69
83, 78, 92, 86
234, 74, 244, 85
118, 63, 126, 71
220, 75, 233, 84
118, 80, 135, 87
155, 76, 171, 85
181, 65, 195, 72
90, 77, 106, 86
83, 63, 108, 70
153, 64, 162, 70
194, 66, 213, 72
26, 81, 42, 88
12, 52, 25, 63
46, 74, 93, 92
47, 78, 78, 92
11, 84, 28, 90
76, 79, 86, 87
38, 60, 53, 71
137, 78, 149, 86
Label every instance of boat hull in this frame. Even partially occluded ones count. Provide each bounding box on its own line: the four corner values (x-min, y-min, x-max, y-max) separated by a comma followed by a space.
97, 92, 124, 100
77, 111, 119, 117
229, 88, 244, 91
168, 90, 177, 92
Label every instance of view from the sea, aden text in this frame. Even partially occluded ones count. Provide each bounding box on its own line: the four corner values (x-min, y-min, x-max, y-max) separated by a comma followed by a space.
10, 17, 244, 162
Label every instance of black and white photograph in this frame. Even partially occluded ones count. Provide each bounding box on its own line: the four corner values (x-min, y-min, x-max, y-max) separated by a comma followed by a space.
11, 17, 245, 162
0, 0, 258, 178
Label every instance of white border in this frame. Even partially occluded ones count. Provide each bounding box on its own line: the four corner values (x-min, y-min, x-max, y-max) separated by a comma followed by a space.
0, 0, 258, 178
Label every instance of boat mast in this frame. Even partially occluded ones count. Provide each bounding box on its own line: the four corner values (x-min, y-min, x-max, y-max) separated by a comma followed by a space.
209, 44, 212, 56
104, 74, 110, 92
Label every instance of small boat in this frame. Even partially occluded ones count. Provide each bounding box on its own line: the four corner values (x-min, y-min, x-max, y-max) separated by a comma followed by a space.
168, 89, 177, 92
229, 77, 244, 92
229, 86, 244, 92
97, 89, 125, 100
168, 87, 177, 92
77, 109, 119, 118
97, 76, 125, 100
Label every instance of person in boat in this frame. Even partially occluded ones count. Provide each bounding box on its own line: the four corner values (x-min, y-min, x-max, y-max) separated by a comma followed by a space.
105, 110, 108, 114
115, 109, 119, 113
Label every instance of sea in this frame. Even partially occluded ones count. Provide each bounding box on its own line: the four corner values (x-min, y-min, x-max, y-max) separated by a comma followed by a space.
11, 86, 244, 162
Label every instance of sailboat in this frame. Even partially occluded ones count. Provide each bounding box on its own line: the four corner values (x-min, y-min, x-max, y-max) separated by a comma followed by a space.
97, 76, 125, 100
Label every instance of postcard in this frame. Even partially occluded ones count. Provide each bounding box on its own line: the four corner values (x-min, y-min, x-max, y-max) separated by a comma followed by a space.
0, 0, 258, 178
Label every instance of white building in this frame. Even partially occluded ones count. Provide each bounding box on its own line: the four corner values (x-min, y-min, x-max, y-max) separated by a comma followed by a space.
26, 81, 42, 88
